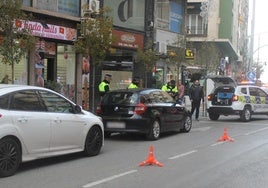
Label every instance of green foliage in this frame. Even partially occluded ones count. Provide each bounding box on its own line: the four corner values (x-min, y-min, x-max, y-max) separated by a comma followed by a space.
74, 7, 114, 64
136, 40, 159, 73
0, 0, 36, 66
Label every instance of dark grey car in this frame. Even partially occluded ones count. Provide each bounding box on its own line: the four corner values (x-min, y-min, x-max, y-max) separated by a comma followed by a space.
96, 88, 192, 140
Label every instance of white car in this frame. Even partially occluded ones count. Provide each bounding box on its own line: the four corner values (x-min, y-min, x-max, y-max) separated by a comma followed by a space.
261, 87, 268, 94
206, 76, 268, 122
0, 84, 104, 177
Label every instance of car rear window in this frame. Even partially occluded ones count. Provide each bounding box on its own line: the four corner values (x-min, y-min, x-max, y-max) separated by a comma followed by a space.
103, 92, 138, 105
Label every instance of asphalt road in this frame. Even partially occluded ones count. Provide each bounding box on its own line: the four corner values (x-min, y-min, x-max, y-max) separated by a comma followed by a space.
1, 115, 268, 188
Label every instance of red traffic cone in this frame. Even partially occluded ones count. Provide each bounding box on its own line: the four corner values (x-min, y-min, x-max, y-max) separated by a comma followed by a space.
139, 146, 163, 167
217, 128, 234, 142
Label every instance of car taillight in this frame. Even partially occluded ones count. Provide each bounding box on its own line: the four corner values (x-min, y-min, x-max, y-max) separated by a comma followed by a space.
134, 103, 147, 115
96, 103, 102, 115
207, 94, 212, 101
232, 95, 238, 101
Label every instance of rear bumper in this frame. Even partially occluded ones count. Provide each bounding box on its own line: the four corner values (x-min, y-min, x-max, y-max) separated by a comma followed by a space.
102, 117, 152, 134
207, 107, 240, 115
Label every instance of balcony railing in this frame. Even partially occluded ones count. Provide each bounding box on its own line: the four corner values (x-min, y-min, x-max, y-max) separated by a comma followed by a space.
186, 26, 207, 36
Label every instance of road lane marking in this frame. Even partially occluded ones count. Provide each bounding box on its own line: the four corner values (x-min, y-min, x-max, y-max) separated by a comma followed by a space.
82, 170, 137, 188
168, 150, 197, 160
211, 142, 225, 146
244, 127, 268, 135
191, 126, 211, 131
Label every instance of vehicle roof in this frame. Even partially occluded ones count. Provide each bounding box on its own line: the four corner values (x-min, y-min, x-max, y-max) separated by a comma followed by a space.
206, 76, 236, 85
107, 88, 161, 93
236, 85, 262, 88
0, 84, 57, 95
0, 84, 42, 89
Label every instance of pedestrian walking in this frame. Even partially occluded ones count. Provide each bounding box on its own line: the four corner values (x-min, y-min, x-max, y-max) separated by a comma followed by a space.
189, 79, 204, 121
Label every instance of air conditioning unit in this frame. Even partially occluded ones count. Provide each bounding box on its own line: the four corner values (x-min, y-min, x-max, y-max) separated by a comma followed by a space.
89, 0, 100, 14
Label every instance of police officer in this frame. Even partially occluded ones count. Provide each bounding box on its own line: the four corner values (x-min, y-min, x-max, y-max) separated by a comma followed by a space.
128, 77, 140, 89
98, 74, 112, 97
161, 81, 170, 92
161, 80, 178, 99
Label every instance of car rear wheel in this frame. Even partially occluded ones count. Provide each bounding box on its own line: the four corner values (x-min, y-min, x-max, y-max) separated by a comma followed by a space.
84, 126, 103, 156
208, 113, 220, 120
181, 115, 192, 132
146, 119, 160, 140
240, 106, 251, 122
0, 138, 21, 177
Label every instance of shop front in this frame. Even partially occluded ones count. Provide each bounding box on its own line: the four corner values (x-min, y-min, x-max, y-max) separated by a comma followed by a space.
102, 29, 144, 90
18, 20, 77, 101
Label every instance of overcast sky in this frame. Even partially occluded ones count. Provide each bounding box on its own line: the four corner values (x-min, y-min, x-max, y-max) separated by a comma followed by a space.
249, 0, 268, 82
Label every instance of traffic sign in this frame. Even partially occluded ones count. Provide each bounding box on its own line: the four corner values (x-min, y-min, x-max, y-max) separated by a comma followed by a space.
246, 71, 256, 81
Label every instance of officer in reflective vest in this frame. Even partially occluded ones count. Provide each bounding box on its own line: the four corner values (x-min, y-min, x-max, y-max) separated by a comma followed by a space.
128, 77, 140, 89
98, 74, 112, 97
161, 80, 178, 99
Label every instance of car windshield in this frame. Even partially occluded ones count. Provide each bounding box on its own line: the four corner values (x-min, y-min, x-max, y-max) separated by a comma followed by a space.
103, 92, 138, 105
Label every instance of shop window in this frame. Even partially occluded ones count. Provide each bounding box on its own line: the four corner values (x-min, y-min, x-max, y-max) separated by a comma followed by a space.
0, 55, 28, 85
56, 44, 76, 101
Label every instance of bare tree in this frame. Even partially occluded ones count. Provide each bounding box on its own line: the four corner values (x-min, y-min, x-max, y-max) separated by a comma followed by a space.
136, 40, 159, 87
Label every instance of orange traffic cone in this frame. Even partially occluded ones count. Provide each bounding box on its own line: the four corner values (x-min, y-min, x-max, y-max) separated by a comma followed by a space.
139, 145, 163, 167
217, 128, 234, 142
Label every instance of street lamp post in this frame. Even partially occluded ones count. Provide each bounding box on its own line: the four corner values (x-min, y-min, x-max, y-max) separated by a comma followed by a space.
249, 0, 256, 71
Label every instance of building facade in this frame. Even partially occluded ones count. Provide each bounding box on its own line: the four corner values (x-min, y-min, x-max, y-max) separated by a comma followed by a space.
185, 0, 249, 82
0, 0, 249, 112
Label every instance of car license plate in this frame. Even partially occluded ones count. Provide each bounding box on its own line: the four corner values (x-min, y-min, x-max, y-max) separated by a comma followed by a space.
106, 122, 126, 128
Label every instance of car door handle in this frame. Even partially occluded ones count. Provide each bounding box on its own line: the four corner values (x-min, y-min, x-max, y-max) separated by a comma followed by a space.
54, 118, 62, 123
18, 118, 28, 123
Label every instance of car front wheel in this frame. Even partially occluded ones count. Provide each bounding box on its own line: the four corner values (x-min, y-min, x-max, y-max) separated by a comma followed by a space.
84, 126, 103, 156
240, 107, 251, 122
181, 115, 192, 132
146, 119, 161, 140
0, 137, 21, 177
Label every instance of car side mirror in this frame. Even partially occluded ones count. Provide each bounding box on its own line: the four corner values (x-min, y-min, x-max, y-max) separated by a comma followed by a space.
74, 104, 82, 114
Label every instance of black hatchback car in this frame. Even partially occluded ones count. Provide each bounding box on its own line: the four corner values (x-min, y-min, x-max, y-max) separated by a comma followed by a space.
96, 88, 192, 140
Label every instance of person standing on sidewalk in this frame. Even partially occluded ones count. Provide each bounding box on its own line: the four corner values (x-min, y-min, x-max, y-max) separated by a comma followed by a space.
189, 79, 204, 121
98, 74, 112, 97
176, 79, 185, 104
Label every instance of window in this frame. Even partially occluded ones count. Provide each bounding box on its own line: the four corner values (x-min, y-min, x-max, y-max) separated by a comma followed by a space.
0, 95, 9, 109
9, 90, 46, 111
256, 88, 267, 97
149, 90, 173, 103
140, 94, 151, 104
105, 92, 138, 105
39, 90, 73, 113
249, 87, 258, 96
186, 14, 207, 35
156, 0, 170, 30
240, 87, 247, 94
